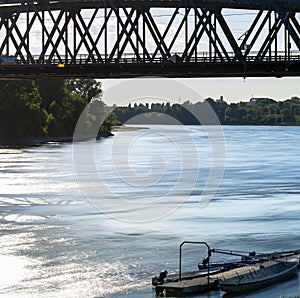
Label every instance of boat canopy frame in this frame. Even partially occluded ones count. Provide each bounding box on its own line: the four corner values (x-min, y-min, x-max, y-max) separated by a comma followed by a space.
179, 241, 211, 284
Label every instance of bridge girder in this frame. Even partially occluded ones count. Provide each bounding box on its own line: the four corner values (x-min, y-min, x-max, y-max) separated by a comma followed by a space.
0, 0, 299, 78
1, 1, 300, 12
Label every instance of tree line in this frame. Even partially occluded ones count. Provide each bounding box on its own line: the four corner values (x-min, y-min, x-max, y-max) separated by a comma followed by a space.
1, 78, 299, 146
0, 79, 116, 146
113, 97, 300, 126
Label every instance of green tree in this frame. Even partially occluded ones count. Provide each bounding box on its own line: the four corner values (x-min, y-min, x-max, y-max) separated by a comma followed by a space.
0, 80, 44, 143
36, 79, 65, 109
65, 79, 102, 102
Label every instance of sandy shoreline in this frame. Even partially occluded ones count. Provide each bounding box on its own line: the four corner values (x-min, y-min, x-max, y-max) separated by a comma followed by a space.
111, 125, 149, 132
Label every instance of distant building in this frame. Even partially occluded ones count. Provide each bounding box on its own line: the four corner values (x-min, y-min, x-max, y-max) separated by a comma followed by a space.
247, 97, 261, 106
247, 97, 275, 106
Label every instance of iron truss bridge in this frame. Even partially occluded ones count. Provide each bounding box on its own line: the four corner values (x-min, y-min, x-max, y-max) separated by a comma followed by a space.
0, 0, 299, 78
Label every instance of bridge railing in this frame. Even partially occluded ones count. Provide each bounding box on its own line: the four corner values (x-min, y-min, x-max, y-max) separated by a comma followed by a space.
7, 51, 300, 66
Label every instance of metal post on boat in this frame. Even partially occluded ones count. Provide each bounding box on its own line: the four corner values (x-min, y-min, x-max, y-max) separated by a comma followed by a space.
179, 241, 211, 286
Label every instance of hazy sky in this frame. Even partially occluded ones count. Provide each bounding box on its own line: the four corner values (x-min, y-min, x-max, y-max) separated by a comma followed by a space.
98, 8, 300, 106
102, 77, 300, 106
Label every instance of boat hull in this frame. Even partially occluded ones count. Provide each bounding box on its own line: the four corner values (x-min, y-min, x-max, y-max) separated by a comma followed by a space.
220, 261, 298, 294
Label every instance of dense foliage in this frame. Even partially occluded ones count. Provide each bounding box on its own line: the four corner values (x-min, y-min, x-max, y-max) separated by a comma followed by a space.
0, 80, 43, 142
0, 79, 115, 145
113, 97, 300, 126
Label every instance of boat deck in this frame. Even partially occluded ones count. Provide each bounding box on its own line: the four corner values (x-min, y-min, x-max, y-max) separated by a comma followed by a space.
156, 263, 268, 296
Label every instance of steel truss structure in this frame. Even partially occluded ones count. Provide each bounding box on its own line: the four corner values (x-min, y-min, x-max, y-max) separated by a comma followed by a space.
0, 0, 299, 78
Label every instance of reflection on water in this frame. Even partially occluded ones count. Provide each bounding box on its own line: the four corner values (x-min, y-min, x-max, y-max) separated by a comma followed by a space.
0, 255, 35, 288
0, 126, 300, 297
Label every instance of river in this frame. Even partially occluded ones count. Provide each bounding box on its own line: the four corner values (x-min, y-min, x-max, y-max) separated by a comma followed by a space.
1, 125, 300, 298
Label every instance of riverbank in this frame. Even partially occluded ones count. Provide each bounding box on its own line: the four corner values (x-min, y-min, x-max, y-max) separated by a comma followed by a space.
0, 125, 150, 148
0, 131, 114, 148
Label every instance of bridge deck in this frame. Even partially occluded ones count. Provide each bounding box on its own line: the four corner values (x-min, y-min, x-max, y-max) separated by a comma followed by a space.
1, 60, 299, 79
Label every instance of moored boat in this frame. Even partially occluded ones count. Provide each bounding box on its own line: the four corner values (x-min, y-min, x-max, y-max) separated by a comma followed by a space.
153, 241, 300, 296
219, 261, 298, 294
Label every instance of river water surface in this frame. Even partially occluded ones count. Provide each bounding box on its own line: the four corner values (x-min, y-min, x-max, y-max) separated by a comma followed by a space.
1, 125, 300, 298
